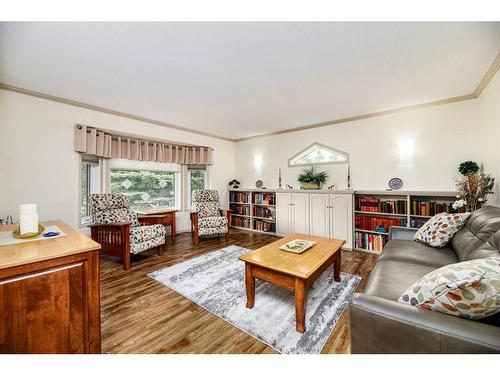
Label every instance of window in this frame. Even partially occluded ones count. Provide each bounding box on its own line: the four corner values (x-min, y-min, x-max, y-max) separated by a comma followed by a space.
110, 169, 178, 209
80, 157, 100, 225
288, 142, 349, 167
187, 165, 208, 207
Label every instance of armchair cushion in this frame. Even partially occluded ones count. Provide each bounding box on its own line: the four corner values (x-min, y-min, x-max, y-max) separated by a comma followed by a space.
130, 236, 165, 254
93, 208, 140, 228
90, 193, 140, 227
199, 216, 228, 229
192, 190, 221, 218
131, 224, 166, 243
198, 225, 228, 236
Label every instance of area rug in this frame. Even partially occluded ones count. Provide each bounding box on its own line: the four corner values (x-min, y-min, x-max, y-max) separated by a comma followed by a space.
148, 245, 361, 354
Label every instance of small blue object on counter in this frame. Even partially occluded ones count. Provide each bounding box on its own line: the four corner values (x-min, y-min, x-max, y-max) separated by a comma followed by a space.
43, 231, 60, 237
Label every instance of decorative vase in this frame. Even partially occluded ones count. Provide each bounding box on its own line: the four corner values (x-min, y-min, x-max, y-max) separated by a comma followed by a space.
301, 182, 321, 190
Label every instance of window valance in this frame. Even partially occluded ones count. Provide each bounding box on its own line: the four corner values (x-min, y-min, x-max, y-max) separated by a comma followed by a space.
74, 124, 213, 165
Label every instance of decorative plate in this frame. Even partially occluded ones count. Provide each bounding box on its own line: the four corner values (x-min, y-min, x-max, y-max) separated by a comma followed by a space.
388, 177, 403, 190
13, 224, 45, 239
255, 180, 264, 188
279, 239, 316, 254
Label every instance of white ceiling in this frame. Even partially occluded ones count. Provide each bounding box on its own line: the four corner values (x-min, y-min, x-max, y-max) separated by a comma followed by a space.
1, 22, 499, 140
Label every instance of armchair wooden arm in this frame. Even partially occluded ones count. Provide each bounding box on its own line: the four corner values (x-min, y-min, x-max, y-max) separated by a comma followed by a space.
89, 222, 132, 270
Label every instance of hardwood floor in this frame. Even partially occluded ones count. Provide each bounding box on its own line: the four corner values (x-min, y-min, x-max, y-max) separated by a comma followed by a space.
100, 229, 379, 354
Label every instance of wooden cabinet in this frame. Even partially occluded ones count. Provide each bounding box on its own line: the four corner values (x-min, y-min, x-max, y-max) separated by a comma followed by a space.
0, 221, 101, 353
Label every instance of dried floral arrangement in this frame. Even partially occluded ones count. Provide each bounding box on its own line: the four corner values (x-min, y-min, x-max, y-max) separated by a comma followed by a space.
453, 161, 495, 212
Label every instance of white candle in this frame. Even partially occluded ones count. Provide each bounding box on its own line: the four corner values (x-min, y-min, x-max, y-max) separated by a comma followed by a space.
20, 213, 38, 234
20, 204, 37, 215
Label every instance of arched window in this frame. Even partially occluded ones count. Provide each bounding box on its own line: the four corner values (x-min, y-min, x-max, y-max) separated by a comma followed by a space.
288, 142, 349, 167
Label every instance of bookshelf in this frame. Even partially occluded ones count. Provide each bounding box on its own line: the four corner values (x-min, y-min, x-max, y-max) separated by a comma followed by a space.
353, 191, 457, 254
229, 190, 277, 234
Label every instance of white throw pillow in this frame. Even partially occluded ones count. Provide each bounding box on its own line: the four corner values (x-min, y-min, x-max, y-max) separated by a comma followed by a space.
413, 212, 471, 248
399, 257, 500, 320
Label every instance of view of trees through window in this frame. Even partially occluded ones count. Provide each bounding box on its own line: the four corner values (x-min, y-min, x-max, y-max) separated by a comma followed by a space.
190, 170, 206, 204
110, 169, 176, 209
81, 163, 90, 218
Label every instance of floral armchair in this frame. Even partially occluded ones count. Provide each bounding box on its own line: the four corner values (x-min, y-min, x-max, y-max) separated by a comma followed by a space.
89, 193, 166, 270
190, 190, 231, 245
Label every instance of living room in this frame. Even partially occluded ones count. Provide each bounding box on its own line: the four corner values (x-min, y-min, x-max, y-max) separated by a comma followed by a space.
1, 1, 499, 372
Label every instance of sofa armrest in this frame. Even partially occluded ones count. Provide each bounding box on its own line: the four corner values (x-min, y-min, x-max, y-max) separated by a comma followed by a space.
388, 226, 418, 240
350, 293, 500, 353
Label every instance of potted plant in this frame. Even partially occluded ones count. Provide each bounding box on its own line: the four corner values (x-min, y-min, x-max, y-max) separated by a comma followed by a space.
297, 166, 328, 190
453, 161, 495, 212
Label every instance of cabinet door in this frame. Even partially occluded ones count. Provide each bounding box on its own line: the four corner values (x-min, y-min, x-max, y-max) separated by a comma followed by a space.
291, 193, 310, 234
309, 194, 330, 237
276, 192, 291, 236
330, 194, 353, 249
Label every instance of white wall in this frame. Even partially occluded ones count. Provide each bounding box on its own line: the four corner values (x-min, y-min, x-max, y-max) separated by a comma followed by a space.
479, 69, 500, 207
0, 89, 236, 230
235, 100, 480, 192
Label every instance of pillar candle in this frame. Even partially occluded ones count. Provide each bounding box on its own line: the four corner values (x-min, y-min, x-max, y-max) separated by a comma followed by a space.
20, 213, 39, 234
19, 204, 39, 234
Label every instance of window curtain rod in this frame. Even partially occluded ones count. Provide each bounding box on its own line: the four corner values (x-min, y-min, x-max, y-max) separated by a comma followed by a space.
74, 124, 214, 165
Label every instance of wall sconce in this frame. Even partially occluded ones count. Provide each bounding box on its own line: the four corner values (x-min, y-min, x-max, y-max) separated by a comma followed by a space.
254, 153, 263, 174
398, 140, 414, 164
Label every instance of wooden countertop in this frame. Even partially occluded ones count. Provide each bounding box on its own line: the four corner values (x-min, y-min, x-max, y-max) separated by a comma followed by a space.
228, 188, 354, 194
0, 220, 101, 270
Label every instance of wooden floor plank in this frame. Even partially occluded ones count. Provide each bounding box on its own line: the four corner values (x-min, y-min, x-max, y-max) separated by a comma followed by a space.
101, 229, 378, 354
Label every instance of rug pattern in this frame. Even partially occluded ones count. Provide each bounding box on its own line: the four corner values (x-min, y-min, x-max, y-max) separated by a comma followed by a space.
148, 245, 361, 354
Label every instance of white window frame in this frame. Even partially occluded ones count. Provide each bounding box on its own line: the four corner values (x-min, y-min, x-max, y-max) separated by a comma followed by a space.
185, 165, 209, 209
288, 142, 349, 167
79, 155, 102, 227
106, 159, 182, 211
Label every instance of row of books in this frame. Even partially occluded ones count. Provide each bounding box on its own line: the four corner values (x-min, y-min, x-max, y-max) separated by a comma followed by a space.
253, 192, 275, 205
355, 232, 385, 252
356, 197, 407, 214
254, 219, 276, 232
410, 218, 428, 229
231, 216, 251, 228
229, 191, 250, 204
355, 216, 407, 232
253, 206, 275, 219
410, 198, 464, 216
230, 204, 250, 216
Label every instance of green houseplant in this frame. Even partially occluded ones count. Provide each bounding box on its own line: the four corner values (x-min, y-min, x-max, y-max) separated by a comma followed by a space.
297, 166, 328, 189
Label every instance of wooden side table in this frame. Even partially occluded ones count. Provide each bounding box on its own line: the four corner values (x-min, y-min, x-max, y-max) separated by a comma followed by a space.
136, 209, 178, 242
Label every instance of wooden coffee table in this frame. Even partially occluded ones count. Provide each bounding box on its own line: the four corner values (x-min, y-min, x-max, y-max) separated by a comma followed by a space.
239, 233, 344, 333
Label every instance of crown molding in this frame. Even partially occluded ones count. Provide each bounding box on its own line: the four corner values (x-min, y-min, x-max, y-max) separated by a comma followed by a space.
473, 51, 500, 97
1, 51, 498, 143
0, 83, 234, 143
234, 94, 476, 142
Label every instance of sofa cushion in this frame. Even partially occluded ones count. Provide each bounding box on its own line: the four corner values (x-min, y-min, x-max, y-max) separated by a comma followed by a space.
414, 212, 471, 248
364, 260, 437, 301
452, 206, 500, 261
381, 239, 459, 268
398, 257, 500, 320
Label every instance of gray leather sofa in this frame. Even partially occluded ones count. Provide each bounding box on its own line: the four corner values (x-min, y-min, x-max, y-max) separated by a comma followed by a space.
350, 206, 500, 353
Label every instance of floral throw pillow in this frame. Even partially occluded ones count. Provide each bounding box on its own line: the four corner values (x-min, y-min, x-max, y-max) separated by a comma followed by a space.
398, 257, 500, 320
413, 212, 471, 247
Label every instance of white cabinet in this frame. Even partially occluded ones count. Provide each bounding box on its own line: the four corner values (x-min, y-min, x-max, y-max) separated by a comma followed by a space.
276, 193, 291, 236
276, 193, 310, 236
330, 194, 353, 249
309, 194, 330, 237
273, 191, 352, 249
291, 193, 310, 234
